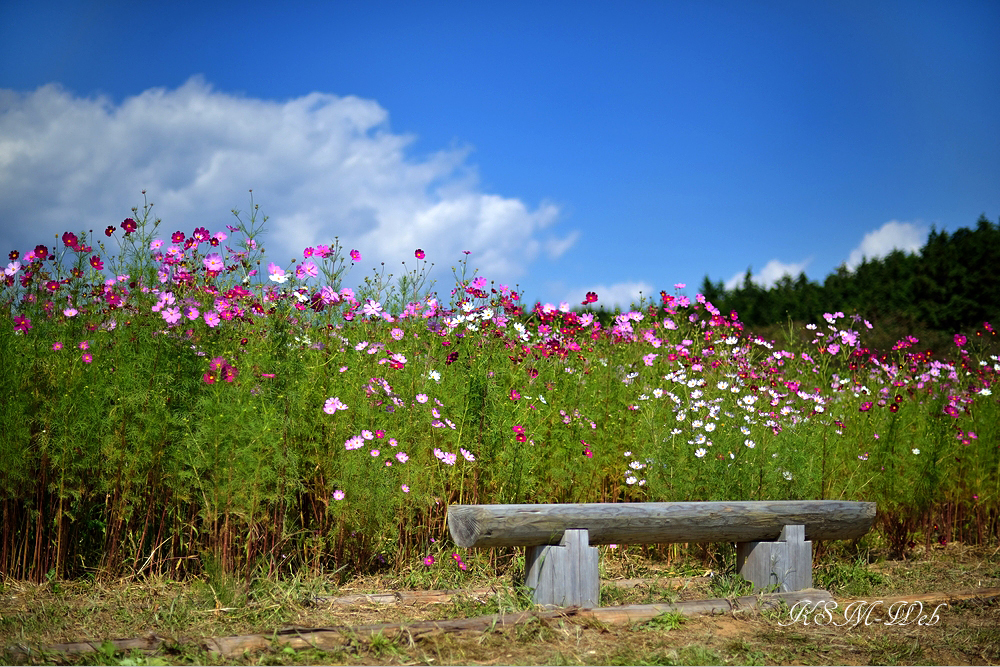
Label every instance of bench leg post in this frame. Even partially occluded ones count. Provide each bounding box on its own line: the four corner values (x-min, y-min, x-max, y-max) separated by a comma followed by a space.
524, 529, 600, 608
736, 524, 812, 592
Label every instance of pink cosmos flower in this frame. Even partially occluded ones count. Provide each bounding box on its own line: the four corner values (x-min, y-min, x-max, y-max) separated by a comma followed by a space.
53, 342, 63, 351
185, 306, 200, 321
460, 448, 475, 462
203, 253, 224, 272
82, 352, 93, 364
324, 397, 348, 414
203, 311, 221, 328
423, 555, 434, 566
362, 429, 374, 440
332, 490, 345, 501
163, 307, 181, 325
350, 249, 361, 262
296, 261, 318, 280
401, 484, 410, 493
416, 394, 428, 404
396, 452, 409, 463
78, 340, 89, 350
267, 263, 288, 283
391, 328, 404, 341
954, 334, 967, 347
370, 449, 380, 457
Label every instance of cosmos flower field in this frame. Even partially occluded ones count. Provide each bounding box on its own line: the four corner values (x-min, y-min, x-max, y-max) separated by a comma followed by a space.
2, 201, 998, 581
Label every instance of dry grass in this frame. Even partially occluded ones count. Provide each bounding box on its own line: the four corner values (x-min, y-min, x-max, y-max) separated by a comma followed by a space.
1, 541, 998, 665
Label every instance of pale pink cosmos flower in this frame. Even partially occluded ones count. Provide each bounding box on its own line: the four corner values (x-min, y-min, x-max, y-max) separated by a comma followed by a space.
396, 452, 409, 463
370, 449, 380, 457
460, 448, 475, 462
361, 430, 374, 440
64, 307, 78, 317
203, 253, 224, 272
267, 263, 288, 283
324, 397, 348, 414
391, 328, 404, 341
416, 394, 428, 404
401, 484, 410, 493
362, 299, 382, 317
332, 490, 345, 501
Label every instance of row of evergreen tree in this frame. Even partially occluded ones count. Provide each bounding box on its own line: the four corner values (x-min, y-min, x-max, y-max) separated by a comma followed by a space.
697, 214, 999, 352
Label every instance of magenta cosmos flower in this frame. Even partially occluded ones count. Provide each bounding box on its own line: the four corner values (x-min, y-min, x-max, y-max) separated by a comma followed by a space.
350, 249, 361, 262
414, 248, 425, 259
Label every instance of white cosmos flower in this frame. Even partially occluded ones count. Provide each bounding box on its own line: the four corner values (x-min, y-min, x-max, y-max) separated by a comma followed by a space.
695, 448, 707, 458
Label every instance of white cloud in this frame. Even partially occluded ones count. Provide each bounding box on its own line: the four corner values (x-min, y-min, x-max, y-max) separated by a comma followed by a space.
0, 77, 575, 287
846, 220, 926, 270
724, 258, 811, 290
561, 281, 655, 310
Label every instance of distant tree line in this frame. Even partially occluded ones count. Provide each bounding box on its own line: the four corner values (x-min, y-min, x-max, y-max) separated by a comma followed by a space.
697, 214, 1000, 353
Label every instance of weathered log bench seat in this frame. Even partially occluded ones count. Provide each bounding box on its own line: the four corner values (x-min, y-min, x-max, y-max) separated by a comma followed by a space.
447, 500, 876, 608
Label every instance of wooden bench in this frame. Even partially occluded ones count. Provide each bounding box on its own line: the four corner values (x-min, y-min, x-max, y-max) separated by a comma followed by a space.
447, 501, 876, 608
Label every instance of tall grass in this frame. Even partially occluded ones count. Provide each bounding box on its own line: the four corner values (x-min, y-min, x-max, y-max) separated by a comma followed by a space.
2, 199, 998, 581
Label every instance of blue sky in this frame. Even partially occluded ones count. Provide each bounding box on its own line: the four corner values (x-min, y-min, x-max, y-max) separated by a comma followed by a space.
2, 1, 998, 308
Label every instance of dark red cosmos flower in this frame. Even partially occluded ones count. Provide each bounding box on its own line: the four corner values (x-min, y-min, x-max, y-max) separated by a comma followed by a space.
9, 250, 19, 261
171, 231, 185, 244
90, 255, 104, 270
62, 232, 79, 248
45, 280, 60, 292
414, 248, 425, 259
582, 291, 598, 305
105, 226, 116, 237
192, 227, 210, 242
34, 244, 48, 259
121, 218, 138, 234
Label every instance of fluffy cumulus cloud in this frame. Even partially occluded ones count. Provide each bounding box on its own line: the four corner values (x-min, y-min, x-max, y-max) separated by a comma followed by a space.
0, 77, 574, 284
724, 258, 811, 290
845, 220, 926, 270
562, 281, 655, 310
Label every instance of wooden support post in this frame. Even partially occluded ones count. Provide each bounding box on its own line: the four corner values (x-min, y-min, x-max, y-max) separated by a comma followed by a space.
737, 524, 812, 592
524, 529, 600, 608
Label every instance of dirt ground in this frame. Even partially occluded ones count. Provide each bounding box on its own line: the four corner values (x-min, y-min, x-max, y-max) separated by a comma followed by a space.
1, 541, 998, 665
